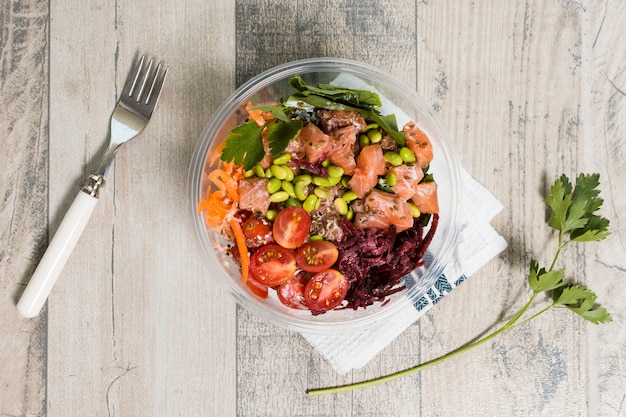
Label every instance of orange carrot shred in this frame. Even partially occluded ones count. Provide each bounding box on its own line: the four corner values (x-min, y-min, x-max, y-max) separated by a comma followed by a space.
229, 218, 249, 283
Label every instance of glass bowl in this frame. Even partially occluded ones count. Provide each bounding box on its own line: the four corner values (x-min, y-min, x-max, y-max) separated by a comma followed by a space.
188, 58, 461, 335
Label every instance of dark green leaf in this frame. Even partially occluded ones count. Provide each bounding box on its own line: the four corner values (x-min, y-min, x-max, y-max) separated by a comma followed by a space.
220, 121, 265, 170
528, 259, 565, 292
288, 75, 382, 108
266, 120, 303, 158
552, 284, 613, 324
250, 104, 291, 122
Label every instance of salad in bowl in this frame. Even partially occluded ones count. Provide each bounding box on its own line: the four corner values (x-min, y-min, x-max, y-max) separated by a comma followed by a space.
188, 58, 461, 334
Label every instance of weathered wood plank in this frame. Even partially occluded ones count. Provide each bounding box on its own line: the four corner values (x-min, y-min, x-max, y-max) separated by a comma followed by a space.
0, 0, 49, 415
45, 1, 238, 416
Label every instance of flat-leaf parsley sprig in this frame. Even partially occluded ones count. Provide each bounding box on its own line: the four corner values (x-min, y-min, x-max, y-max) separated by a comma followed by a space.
307, 173, 612, 396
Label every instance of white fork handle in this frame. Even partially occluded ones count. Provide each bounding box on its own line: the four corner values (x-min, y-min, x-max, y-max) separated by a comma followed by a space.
17, 191, 98, 318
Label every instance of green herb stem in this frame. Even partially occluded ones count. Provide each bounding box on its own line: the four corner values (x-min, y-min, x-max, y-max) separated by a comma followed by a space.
307, 292, 539, 396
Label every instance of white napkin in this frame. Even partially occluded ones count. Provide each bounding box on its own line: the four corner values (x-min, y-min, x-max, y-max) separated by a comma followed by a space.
299, 73, 507, 373
302, 168, 507, 374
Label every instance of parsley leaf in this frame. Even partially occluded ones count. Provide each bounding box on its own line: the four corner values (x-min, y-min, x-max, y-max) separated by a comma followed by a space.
308, 172, 613, 397
220, 121, 265, 171
266, 119, 303, 158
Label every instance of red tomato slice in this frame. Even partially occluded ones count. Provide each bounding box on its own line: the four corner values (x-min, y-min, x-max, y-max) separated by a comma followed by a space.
246, 275, 269, 299
296, 241, 339, 273
272, 207, 311, 249
277, 271, 310, 310
249, 244, 296, 286
304, 269, 349, 314
242, 216, 273, 248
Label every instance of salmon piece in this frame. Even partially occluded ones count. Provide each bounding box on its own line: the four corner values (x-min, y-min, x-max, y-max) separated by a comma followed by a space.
300, 123, 332, 164
328, 125, 358, 175
412, 181, 439, 214
347, 145, 385, 199
403, 121, 433, 168
238, 177, 270, 215
389, 164, 424, 200
317, 109, 367, 132
354, 190, 414, 232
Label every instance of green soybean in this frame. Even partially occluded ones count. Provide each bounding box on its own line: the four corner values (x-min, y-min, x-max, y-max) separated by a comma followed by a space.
345, 208, 354, 221
303, 194, 319, 212
342, 190, 358, 202
366, 123, 379, 130
327, 175, 342, 186
327, 165, 344, 178
272, 153, 291, 165
408, 202, 421, 218
295, 181, 309, 201
333, 197, 349, 215
267, 177, 282, 194
341, 176, 351, 188
254, 164, 265, 178
384, 151, 403, 166
294, 174, 312, 185
309, 235, 324, 241
285, 197, 301, 208
283, 165, 295, 181
314, 187, 331, 199
312, 176, 331, 187
399, 147, 415, 163
281, 180, 297, 198
265, 209, 277, 221
270, 164, 288, 180
269, 191, 289, 203
265, 167, 273, 178
359, 134, 370, 147
367, 130, 382, 144
385, 172, 397, 187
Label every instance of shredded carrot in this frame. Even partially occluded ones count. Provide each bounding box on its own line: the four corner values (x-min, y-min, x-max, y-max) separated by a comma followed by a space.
229, 218, 250, 283
246, 101, 269, 127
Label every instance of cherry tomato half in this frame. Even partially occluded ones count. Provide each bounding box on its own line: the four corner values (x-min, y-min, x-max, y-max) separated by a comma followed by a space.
304, 269, 349, 314
249, 244, 296, 286
296, 240, 339, 273
246, 275, 269, 299
272, 207, 311, 249
242, 216, 273, 248
277, 271, 310, 310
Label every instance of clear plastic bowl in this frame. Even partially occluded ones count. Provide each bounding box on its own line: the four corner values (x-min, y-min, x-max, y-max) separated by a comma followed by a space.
188, 58, 461, 335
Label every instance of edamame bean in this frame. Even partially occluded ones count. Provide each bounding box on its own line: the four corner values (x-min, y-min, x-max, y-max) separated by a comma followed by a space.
272, 153, 292, 165
384, 151, 403, 167
309, 235, 323, 241
293, 174, 312, 185
269, 191, 290, 203
312, 176, 331, 187
295, 181, 309, 201
367, 130, 382, 144
333, 197, 348, 215
265, 209, 277, 221
303, 194, 318, 212
327, 165, 344, 178
270, 164, 287, 180
385, 173, 397, 187
345, 208, 354, 221
285, 197, 301, 208
265, 167, 273, 178
254, 164, 265, 178
341, 176, 350, 188
267, 177, 282, 194
321, 159, 330, 168
244, 169, 255, 179
314, 187, 331, 199
399, 147, 415, 163
408, 202, 421, 218
342, 190, 358, 202
365, 123, 379, 130
281, 180, 296, 198
359, 134, 370, 147
283, 165, 295, 181
327, 175, 342, 186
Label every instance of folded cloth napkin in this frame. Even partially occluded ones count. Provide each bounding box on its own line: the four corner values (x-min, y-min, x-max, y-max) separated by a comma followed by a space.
302, 167, 507, 374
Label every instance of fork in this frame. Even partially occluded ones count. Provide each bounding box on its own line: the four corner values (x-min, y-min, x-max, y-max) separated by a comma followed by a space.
17, 56, 168, 318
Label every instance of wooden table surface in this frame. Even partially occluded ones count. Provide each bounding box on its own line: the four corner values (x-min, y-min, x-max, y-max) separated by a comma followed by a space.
2, 0, 625, 416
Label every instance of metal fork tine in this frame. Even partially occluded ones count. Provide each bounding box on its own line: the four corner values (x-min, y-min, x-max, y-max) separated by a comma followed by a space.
123, 55, 145, 98
135, 58, 154, 103
144, 61, 163, 105
145, 64, 169, 109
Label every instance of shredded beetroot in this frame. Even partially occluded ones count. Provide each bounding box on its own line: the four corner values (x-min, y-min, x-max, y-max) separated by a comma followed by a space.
290, 156, 329, 178
335, 214, 439, 310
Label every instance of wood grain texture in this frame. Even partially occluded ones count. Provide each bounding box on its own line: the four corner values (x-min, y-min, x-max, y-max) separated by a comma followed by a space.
1, 0, 624, 416
0, 0, 48, 415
